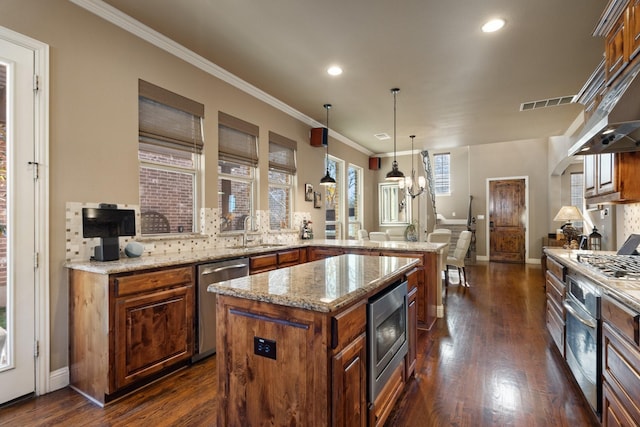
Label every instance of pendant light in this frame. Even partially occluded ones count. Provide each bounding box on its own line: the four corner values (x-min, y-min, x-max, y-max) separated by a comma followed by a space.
319, 103, 336, 186
398, 135, 426, 198
386, 88, 405, 181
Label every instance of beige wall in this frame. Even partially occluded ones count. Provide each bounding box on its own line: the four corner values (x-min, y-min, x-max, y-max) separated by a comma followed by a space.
0, 0, 372, 371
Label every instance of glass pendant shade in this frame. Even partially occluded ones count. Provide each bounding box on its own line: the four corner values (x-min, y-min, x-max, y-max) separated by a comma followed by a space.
386, 88, 405, 181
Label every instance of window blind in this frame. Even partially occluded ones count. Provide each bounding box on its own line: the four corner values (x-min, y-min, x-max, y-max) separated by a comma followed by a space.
138, 80, 204, 153
218, 111, 258, 167
268, 131, 297, 174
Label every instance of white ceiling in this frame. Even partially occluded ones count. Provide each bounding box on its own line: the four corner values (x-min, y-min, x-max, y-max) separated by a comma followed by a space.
100, 0, 605, 155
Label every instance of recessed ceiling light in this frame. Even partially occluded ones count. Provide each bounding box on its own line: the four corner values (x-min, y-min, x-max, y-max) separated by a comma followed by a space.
327, 65, 343, 76
482, 18, 506, 33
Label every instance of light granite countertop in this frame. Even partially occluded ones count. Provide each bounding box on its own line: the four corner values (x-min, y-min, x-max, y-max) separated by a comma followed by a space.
64, 239, 447, 275
544, 248, 640, 312
207, 253, 419, 312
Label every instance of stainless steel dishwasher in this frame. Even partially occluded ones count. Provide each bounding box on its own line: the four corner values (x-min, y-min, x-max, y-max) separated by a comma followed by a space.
193, 257, 249, 362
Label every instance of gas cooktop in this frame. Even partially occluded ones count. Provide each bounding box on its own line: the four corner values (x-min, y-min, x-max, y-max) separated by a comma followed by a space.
577, 253, 640, 280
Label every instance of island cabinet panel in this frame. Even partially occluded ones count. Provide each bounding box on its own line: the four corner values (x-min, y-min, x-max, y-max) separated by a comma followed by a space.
216, 295, 371, 427
69, 265, 194, 405
216, 295, 330, 427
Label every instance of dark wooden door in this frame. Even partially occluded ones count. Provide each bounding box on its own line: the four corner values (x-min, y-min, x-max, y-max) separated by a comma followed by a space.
489, 179, 526, 263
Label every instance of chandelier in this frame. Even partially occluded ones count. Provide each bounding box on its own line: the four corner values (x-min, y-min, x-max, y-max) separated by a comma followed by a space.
399, 135, 426, 198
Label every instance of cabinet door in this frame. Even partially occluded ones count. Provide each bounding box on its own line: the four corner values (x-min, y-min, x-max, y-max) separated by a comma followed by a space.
332, 333, 367, 427
603, 381, 637, 427
629, 0, 640, 61
606, 10, 629, 84
598, 153, 617, 195
584, 154, 597, 198
115, 285, 194, 389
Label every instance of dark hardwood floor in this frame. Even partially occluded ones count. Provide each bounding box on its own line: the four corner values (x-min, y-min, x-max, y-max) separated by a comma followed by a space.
0, 262, 599, 426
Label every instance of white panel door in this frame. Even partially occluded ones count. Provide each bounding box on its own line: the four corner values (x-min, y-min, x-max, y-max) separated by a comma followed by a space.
0, 37, 36, 404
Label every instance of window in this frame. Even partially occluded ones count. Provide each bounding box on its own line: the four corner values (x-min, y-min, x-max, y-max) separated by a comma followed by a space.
325, 155, 344, 239
433, 153, 451, 195
218, 112, 258, 232
138, 80, 204, 235
268, 132, 297, 230
347, 165, 363, 239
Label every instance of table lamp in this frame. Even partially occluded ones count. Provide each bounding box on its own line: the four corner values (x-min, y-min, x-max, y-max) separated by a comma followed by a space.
553, 205, 583, 245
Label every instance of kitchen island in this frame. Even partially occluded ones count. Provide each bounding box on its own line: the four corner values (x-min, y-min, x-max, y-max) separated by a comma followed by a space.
208, 254, 420, 427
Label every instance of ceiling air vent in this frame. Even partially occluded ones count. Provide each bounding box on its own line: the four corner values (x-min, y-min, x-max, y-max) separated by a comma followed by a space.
374, 133, 391, 140
520, 95, 575, 111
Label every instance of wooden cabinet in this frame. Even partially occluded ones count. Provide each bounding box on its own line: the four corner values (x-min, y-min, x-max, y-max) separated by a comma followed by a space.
545, 256, 566, 356
601, 295, 640, 427
216, 295, 368, 427
629, 0, 640, 60
69, 265, 194, 405
584, 151, 640, 204
606, 8, 629, 84
405, 268, 419, 379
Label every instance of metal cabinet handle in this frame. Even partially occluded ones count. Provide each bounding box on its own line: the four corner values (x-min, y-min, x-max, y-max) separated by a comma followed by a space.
563, 300, 597, 329
201, 264, 248, 275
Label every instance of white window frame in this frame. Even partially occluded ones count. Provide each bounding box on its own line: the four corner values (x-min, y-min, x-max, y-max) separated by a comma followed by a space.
433, 152, 451, 196
347, 164, 363, 239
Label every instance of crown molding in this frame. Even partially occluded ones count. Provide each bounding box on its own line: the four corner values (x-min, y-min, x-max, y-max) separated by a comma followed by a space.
69, 0, 372, 156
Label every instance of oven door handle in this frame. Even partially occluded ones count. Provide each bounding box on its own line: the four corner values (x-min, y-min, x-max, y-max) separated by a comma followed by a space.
563, 300, 597, 329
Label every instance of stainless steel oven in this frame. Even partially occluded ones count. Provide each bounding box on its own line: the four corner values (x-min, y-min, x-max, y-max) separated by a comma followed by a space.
563, 274, 601, 416
367, 279, 408, 401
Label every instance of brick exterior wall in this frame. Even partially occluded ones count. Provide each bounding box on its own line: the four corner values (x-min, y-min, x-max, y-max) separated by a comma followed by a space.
139, 167, 193, 233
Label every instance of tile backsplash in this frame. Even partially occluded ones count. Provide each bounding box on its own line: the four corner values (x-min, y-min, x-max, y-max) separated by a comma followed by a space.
624, 203, 640, 237
66, 202, 311, 262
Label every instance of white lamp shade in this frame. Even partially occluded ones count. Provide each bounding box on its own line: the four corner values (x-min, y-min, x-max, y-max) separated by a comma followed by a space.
553, 205, 583, 222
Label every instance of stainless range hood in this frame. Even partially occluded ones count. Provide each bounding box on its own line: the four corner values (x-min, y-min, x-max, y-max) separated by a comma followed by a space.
569, 67, 640, 155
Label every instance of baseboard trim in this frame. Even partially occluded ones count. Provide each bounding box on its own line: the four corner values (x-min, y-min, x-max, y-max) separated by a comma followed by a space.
49, 366, 69, 392
436, 305, 444, 318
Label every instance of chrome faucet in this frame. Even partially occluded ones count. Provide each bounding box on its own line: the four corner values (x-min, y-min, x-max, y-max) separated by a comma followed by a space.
243, 215, 256, 247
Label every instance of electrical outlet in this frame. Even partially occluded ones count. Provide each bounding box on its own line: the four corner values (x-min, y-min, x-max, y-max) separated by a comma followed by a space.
254, 336, 276, 360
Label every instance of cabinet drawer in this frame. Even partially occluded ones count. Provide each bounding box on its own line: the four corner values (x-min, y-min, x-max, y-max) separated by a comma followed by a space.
602, 323, 640, 423
331, 301, 366, 350
406, 268, 419, 293
277, 249, 301, 267
603, 295, 640, 346
114, 266, 193, 297
545, 256, 566, 283
545, 271, 565, 309
546, 301, 564, 355
379, 251, 425, 267
250, 253, 278, 274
